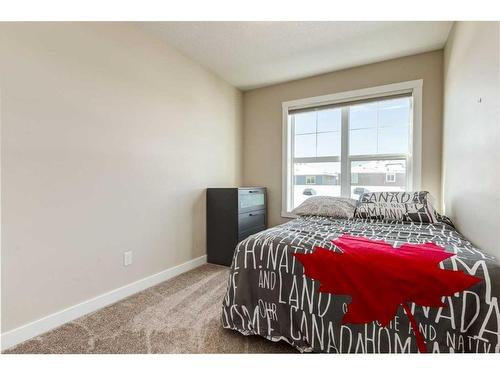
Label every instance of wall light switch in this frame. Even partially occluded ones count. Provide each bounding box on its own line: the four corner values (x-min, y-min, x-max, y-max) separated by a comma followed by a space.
123, 251, 133, 266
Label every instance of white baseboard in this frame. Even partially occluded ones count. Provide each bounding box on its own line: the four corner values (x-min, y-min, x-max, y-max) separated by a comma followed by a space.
1, 255, 207, 351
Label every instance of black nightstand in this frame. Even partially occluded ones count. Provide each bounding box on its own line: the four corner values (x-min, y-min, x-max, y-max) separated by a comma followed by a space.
206, 187, 267, 266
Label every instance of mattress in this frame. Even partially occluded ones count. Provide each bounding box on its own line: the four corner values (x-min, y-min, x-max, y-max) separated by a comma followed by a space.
221, 216, 500, 353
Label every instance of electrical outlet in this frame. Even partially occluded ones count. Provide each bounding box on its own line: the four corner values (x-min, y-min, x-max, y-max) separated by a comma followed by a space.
123, 251, 133, 266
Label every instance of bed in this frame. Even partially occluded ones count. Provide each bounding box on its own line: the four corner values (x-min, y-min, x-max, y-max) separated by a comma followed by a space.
221, 215, 500, 353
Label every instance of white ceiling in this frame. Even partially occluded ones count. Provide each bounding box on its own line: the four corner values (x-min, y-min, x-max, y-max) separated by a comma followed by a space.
141, 22, 453, 90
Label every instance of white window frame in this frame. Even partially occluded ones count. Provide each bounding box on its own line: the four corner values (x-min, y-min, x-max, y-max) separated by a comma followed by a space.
281, 80, 423, 218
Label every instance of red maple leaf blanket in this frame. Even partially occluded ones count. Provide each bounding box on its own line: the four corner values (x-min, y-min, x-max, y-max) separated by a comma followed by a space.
293, 234, 482, 353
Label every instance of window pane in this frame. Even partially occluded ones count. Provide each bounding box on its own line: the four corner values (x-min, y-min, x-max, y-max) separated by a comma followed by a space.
294, 111, 316, 134
317, 131, 341, 157
349, 102, 377, 130
350, 160, 406, 200
378, 98, 411, 127
349, 128, 377, 155
293, 109, 341, 158
377, 126, 409, 154
294, 134, 316, 158
349, 97, 411, 156
293, 162, 341, 208
317, 108, 341, 132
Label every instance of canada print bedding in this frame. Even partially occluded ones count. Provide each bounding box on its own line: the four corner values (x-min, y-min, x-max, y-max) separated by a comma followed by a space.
221, 216, 500, 353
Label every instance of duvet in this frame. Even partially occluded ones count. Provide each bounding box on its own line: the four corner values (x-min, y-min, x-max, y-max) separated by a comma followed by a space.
221, 216, 500, 353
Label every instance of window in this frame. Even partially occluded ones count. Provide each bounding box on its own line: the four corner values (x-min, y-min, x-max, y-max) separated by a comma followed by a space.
386, 172, 396, 183
351, 173, 359, 184
305, 176, 316, 184
282, 80, 422, 216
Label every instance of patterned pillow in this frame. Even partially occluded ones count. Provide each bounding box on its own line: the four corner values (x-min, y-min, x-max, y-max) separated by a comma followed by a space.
292, 196, 358, 219
354, 191, 438, 223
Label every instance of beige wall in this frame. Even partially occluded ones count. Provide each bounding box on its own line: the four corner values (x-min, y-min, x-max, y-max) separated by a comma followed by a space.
0, 23, 242, 332
243, 51, 444, 227
443, 22, 500, 258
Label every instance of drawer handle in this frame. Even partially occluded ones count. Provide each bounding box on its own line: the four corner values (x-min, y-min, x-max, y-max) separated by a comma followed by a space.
248, 190, 260, 194
248, 213, 261, 217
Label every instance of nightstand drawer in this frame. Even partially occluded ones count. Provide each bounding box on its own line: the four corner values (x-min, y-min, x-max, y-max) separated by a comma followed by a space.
238, 209, 266, 233
238, 188, 266, 213
238, 210, 266, 233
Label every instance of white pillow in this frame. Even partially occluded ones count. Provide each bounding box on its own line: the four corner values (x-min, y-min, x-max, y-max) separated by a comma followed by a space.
292, 196, 358, 219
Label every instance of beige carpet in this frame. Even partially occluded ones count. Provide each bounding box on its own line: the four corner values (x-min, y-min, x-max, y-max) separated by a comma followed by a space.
4, 264, 296, 354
